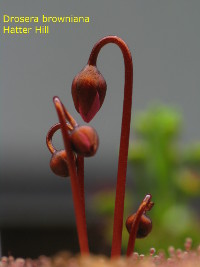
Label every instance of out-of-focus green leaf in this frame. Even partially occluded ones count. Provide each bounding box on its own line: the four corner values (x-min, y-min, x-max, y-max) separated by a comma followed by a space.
92, 191, 115, 216
128, 142, 147, 164
91, 103, 200, 254
134, 105, 181, 138
175, 170, 200, 196
92, 191, 133, 217
161, 205, 197, 235
182, 143, 200, 165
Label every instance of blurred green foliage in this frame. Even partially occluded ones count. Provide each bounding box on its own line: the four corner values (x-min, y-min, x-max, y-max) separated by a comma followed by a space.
92, 105, 200, 254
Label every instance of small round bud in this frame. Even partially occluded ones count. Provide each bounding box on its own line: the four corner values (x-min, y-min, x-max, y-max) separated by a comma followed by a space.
70, 126, 99, 157
176, 249, 182, 259
140, 254, 145, 260
150, 247, 156, 256
50, 150, 70, 177
132, 252, 139, 260
126, 213, 152, 238
72, 64, 107, 122
168, 246, 175, 257
153, 255, 161, 264
1, 257, 8, 266
197, 244, 200, 253
15, 258, 25, 267
184, 237, 192, 251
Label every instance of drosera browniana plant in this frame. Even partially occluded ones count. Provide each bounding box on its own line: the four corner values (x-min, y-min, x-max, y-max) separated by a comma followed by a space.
46, 35, 154, 258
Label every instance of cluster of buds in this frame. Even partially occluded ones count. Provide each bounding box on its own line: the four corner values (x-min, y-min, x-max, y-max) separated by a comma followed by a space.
46, 61, 106, 254
47, 123, 99, 177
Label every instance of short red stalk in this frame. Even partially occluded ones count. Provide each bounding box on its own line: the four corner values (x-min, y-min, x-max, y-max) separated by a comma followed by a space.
126, 194, 152, 257
88, 36, 133, 258
53, 96, 89, 255
62, 103, 78, 128
62, 105, 86, 220
77, 156, 86, 213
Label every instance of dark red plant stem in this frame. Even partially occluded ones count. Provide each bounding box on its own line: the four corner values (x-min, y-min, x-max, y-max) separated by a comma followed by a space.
88, 36, 133, 258
53, 96, 89, 255
62, 103, 78, 128
77, 155, 86, 215
126, 194, 152, 257
62, 105, 86, 239
46, 123, 61, 154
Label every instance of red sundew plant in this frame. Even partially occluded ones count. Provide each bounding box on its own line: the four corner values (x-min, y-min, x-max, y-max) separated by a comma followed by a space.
46, 36, 154, 258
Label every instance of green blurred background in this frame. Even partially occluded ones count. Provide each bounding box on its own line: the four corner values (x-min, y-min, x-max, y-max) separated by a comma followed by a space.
93, 105, 200, 255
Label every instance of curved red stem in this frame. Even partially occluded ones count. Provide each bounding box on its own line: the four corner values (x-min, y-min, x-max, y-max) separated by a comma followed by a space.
46, 123, 73, 154
53, 96, 89, 255
126, 194, 152, 257
61, 103, 78, 128
88, 36, 133, 257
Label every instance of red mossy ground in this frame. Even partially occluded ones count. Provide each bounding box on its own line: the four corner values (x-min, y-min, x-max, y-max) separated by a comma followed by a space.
1, 243, 200, 267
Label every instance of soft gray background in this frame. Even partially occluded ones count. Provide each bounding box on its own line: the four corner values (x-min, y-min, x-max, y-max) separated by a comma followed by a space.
0, 0, 200, 227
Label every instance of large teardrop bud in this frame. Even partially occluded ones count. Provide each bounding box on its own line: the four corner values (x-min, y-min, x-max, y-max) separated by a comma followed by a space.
70, 125, 99, 157
71, 64, 107, 122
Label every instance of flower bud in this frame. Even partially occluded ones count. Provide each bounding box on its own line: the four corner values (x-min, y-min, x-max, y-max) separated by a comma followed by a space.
71, 64, 107, 122
50, 150, 70, 177
70, 125, 99, 157
126, 214, 152, 238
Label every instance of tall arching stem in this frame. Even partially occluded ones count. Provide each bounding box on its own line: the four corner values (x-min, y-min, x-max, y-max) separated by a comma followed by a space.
88, 36, 133, 257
